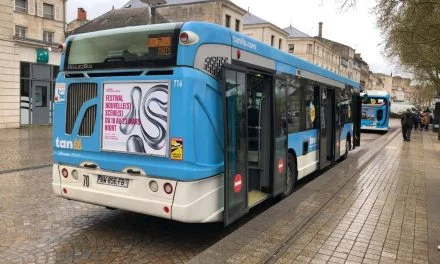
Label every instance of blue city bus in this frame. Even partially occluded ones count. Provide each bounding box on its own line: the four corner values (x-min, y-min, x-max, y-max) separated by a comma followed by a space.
361, 90, 391, 132
52, 22, 360, 226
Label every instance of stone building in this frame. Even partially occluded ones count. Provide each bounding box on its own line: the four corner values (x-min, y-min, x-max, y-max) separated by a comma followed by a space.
374, 73, 393, 95
242, 13, 287, 50
367, 72, 385, 91
355, 54, 370, 92
315, 23, 357, 82
283, 24, 342, 75
123, 0, 246, 32
0, 0, 66, 129
392, 75, 412, 102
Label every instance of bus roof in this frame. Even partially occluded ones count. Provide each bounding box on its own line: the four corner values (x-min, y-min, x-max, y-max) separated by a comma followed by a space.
64, 21, 360, 90
180, 21, 360, 91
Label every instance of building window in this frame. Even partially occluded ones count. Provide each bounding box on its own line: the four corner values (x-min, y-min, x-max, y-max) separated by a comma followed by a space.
278, 39, 282, 49
43, 3, 54, 19
15, 25, 27, 38
271, 35, 275, 47
43, 31, 54, 43
225, 15, 231, 28
15, 0, 27, 13
288, 44, 294, 53
307, 44, 313, 54
235, 19, 240, 32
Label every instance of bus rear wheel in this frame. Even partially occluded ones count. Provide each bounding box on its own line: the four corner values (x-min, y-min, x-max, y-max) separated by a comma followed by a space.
281, 154, 297, 198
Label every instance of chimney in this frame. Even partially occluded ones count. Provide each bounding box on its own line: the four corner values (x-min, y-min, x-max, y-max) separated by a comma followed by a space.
77, 8, 87, 21
318, 22, 323, 37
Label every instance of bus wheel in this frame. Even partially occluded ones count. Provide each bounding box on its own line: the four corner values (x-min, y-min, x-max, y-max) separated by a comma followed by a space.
281, 154, 297, 198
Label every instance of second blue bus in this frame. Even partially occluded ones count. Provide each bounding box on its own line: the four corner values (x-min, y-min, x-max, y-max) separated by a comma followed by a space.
361, 90, 391, 132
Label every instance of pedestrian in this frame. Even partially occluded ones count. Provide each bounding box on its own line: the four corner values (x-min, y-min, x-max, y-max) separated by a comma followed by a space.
401, 109, 414, 141
413, 111, 420, 130
422, 111, 430, 131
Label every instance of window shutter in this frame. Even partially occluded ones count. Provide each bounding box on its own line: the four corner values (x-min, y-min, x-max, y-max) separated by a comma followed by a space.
36, 1, 43, 17
55, 5, 61, 21
28, 0, 35, 15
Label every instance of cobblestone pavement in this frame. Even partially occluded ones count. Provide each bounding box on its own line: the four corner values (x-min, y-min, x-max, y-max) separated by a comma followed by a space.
0, 165, 274, 264
0, 126, 52, 172
191, 123, 440, 264
0, 124, 391, 264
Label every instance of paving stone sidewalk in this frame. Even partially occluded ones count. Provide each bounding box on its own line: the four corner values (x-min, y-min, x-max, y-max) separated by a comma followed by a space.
0, 126, 52, 173
190, 128, 440, 264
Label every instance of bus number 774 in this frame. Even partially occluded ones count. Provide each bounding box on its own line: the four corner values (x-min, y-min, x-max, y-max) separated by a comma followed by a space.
173, 80, 183, 88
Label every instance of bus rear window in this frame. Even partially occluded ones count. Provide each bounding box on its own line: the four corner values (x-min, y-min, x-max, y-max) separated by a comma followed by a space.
65, 24, 180, 71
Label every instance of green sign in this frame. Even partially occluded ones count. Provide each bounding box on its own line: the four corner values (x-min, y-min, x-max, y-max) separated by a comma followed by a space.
36, 48, 49, 63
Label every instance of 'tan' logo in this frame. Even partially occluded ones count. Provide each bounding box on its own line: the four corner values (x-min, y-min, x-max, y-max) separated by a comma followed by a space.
56, 137, 82, 150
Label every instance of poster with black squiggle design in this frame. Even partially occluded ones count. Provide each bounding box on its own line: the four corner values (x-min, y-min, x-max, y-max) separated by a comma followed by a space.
102, 82, 169, 156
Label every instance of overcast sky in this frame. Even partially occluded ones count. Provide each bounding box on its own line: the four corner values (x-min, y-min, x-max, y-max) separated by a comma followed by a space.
66, 0, 400, 75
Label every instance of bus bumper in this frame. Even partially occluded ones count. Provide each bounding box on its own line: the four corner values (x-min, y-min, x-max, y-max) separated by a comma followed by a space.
52, 164, 223, 223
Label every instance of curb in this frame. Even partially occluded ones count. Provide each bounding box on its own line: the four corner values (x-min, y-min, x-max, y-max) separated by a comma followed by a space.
0, 164, 52, 175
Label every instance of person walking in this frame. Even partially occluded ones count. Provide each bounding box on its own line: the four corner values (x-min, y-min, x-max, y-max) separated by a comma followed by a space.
401, 109, 414, 141
422, 111, 430, 131
413, 111, 420, 130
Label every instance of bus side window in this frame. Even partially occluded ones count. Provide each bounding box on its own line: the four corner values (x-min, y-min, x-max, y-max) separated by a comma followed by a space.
284, 76, 301, 133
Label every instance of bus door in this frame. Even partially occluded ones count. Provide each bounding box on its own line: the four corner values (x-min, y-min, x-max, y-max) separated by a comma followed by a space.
223, 64, 249, 226
334, 90, 341, 160
272, 76, 288, 196
319, 87, 336, 169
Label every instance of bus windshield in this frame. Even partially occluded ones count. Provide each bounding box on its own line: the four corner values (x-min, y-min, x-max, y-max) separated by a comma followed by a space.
65, 23, 180, 71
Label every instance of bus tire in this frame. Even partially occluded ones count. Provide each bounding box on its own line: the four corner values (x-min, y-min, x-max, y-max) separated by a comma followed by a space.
281, 154, 297, 198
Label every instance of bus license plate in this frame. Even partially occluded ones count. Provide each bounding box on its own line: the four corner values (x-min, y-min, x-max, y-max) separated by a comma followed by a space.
97, 175, 129, 188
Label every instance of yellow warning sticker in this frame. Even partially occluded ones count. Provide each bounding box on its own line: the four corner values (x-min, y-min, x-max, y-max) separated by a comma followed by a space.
170, 138, 183, 160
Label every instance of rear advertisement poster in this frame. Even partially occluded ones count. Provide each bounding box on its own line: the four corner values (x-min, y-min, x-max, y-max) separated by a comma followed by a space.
102, 82, 169, 156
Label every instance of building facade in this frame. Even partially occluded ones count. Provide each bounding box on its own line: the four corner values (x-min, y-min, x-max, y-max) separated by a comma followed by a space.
392, 76, 412, 103
242, 13, 287, 50
0, 0, 65, 129
283, 25, 341, 74
355, 54, 370, 92
374, 73, 393, 95
123, 0, 246, 32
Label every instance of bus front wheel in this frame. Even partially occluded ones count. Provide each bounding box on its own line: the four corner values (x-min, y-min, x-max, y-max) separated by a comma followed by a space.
281, 154, 297, 198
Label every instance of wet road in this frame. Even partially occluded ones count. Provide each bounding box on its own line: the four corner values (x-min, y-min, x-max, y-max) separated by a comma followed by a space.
0, 125, 394, 263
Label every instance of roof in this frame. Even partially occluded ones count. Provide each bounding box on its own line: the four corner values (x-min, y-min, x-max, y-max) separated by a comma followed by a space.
122, 0, 212, 8
243, 12, 269, 25
283, 26, 310, 38
68, 7, 168, 35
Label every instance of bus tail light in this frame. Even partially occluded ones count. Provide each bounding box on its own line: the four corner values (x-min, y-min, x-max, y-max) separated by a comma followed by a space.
61, 168, 68, 178
164, 183, 173, 194
179, 31, 199, 45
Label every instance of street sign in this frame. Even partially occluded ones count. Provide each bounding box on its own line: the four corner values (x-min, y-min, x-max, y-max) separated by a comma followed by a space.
36, 48, 49, 63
